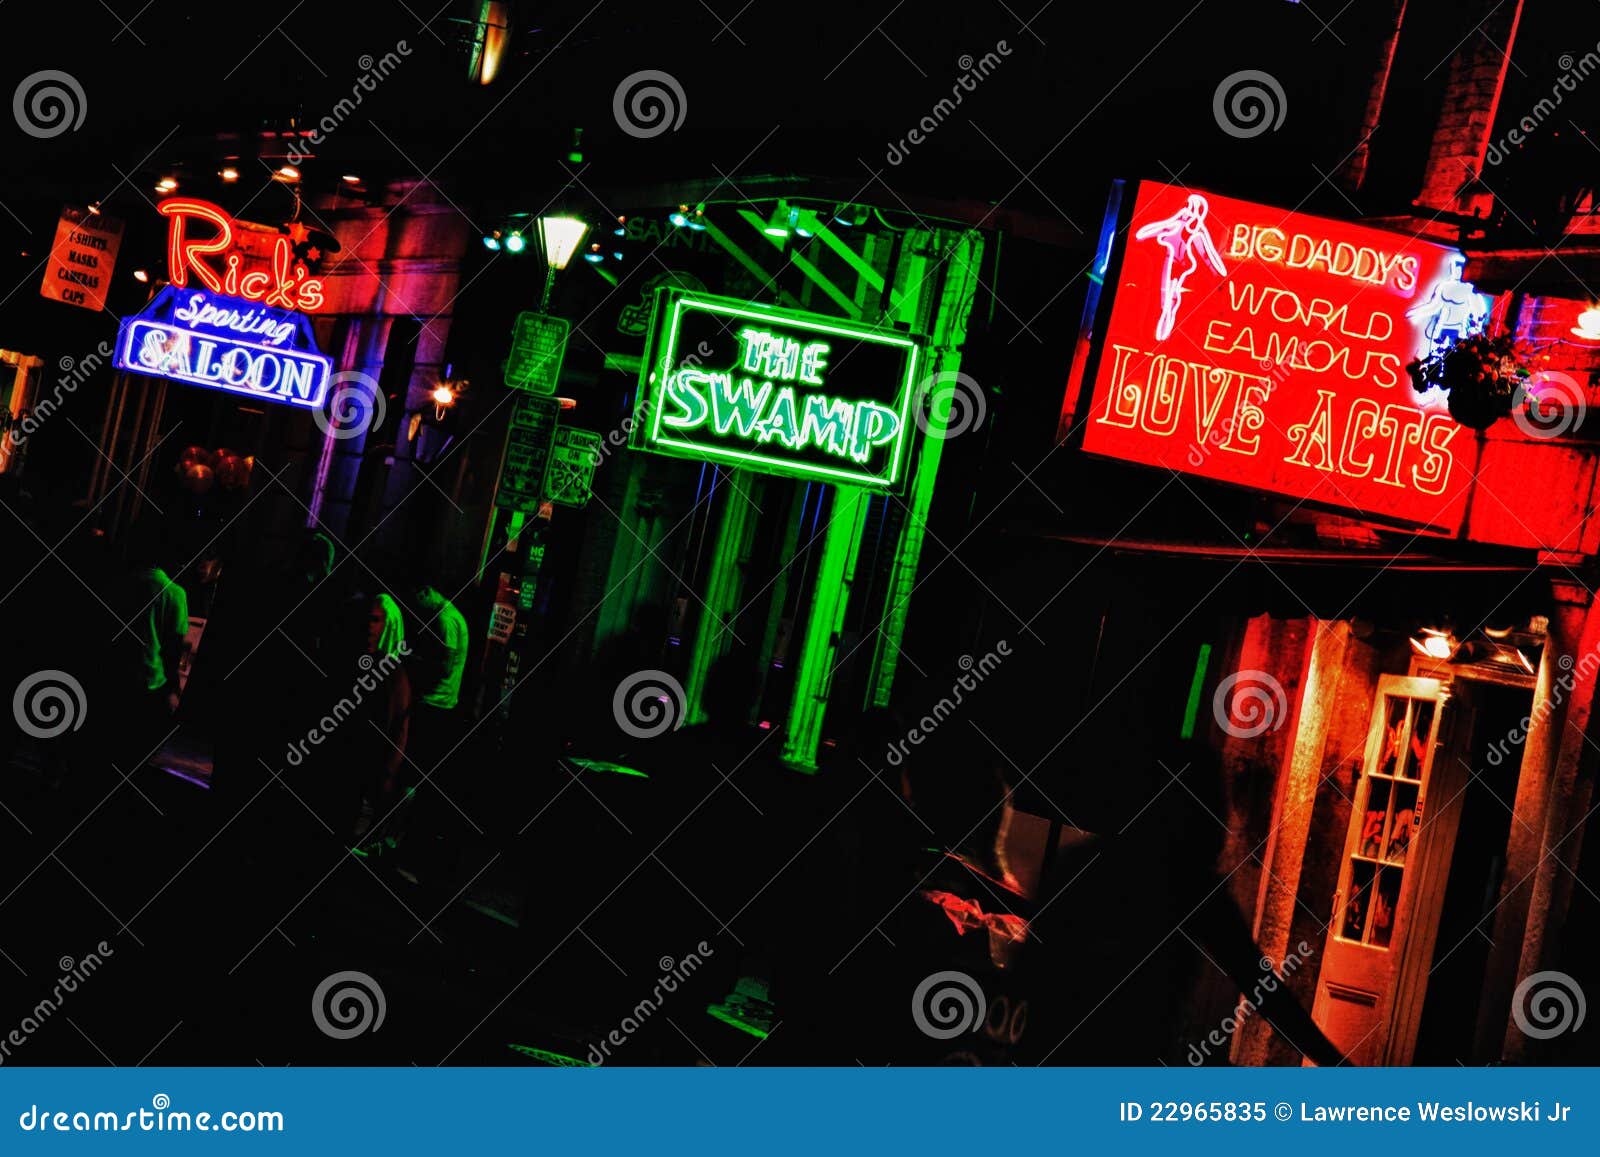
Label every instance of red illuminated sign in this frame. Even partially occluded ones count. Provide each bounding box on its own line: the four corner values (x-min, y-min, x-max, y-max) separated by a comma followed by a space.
159, 198, 325, 312
1079, 180, 1492, 533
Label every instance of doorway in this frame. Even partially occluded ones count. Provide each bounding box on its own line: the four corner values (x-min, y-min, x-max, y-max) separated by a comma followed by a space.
1309, 670, 1532, 1065
1410, 680, 1527, 1063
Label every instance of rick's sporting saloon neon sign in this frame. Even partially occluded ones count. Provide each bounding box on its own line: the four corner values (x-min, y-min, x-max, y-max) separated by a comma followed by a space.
113, 200, 332, 408
1081, 180, 1491, 532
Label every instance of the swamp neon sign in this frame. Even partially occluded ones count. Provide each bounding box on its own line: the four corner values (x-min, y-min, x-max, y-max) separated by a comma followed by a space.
633, 292, 921, 489
1079, 180, 1492, 533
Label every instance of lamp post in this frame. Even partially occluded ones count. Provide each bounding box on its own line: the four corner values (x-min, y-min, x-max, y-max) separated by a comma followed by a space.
536, 214, 589, 311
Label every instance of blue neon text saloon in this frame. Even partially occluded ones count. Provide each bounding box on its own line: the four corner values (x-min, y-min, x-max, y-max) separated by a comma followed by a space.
114, 286, 332, 410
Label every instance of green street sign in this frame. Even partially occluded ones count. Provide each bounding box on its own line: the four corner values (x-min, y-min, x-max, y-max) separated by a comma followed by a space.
542, 427, 604, 508
505, 310, 569, 394
495, 394, 561, 510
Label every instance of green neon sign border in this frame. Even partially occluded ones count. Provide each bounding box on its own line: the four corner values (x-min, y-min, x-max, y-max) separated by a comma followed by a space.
639, 293, 922, 490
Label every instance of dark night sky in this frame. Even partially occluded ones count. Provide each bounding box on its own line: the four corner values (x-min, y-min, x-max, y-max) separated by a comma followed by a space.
0, 1, 1593, 357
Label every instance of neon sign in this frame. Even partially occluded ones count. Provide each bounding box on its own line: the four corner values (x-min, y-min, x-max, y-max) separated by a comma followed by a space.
114, 285, 331, 409
632, 291, 921, 489
158, 198, 325, 312
1079, 180, 1492, 533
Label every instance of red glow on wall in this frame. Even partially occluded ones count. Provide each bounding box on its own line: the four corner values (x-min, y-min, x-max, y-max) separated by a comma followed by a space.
1080, 180, 1492, 533
158, 198, 325, 312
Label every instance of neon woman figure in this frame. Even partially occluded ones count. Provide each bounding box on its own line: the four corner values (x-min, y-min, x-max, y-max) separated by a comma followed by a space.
1135, 193, 1228, 340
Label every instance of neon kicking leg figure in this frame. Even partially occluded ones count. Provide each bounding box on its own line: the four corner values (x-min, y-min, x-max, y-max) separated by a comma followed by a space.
1135, 193, 1228, 341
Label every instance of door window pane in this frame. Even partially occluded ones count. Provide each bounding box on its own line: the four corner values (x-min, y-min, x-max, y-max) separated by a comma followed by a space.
1370, 868, 1403, 948
1343, 860, 1376, 940
1336, 690, 1438, 948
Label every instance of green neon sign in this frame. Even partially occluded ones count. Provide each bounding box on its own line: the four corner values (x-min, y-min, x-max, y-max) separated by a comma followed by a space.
633, 291, 921, 489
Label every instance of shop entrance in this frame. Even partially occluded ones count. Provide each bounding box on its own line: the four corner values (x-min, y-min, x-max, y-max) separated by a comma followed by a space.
1310, 669, 1532, 1065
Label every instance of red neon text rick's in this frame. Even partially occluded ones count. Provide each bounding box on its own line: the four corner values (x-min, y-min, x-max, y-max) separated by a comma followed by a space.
158, 198, 325, 312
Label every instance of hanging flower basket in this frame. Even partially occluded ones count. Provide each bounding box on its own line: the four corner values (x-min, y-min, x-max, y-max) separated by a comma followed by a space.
1406, 332, 1530, 431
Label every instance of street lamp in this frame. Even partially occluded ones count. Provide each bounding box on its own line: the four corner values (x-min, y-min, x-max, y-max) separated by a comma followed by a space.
536, 214, 589, 310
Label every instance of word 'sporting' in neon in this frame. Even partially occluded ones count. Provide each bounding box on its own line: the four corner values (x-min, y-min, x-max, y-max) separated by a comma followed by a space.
660, 327, 902, 466
159, 198, 325, 312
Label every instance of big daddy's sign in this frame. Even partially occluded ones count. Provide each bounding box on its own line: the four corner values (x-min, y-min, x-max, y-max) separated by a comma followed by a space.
1080, 180, 1492, 532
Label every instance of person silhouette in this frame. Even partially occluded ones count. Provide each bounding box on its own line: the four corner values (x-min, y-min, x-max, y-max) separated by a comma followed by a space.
1136, 193, 1228, 340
